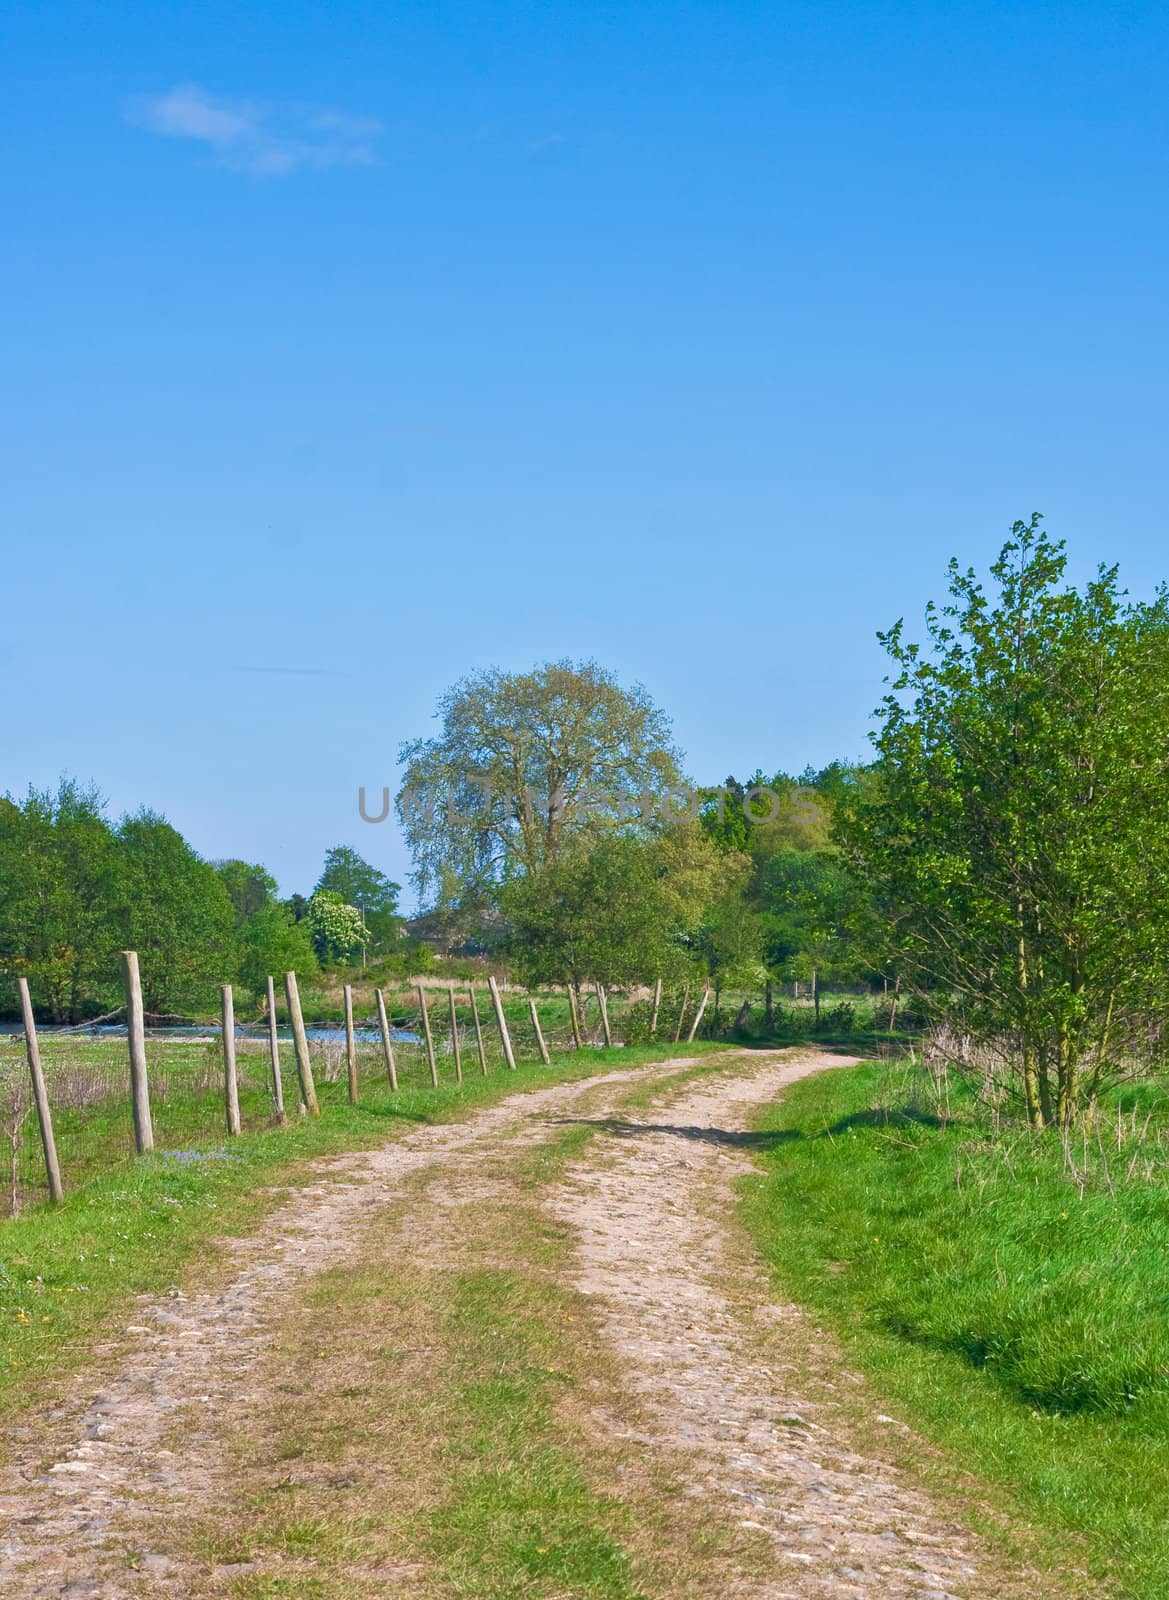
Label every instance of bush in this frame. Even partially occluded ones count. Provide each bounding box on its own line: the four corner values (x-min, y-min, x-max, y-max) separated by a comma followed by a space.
367, 942, 439, 981
621, 998, 656, 1046
818, 1000, 857, 1032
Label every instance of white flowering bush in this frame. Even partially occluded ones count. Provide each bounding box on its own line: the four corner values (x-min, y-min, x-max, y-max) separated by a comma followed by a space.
307, 891, 366, 963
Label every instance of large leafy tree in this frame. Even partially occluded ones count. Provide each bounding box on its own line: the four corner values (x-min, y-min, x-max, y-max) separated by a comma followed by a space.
0, 780, 122, 1022
216, 859, 318, 997
835, 517, 1169, 1127
397, 659, 681, 905
114, 812, 236, 1014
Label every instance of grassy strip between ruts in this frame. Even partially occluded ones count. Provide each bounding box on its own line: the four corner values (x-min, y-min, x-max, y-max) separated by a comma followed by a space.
740, 1060, 1169, 1600
0, 1041, 729, 1435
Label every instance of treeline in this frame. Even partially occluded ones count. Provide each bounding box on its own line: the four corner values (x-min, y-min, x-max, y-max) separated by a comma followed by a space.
15, 515, 1152, 1132
1, 761, 872, 1031
497, 764, 874, 1026
395, 515, 1169, 1131
0, 787, 406, 1023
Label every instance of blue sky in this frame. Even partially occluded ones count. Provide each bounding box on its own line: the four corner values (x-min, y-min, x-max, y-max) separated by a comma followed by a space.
4, 1, 1167, 906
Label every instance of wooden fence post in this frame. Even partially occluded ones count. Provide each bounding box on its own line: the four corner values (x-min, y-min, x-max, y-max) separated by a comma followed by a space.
121, 951, 154, 1153
16, 978, 63, 1204
417, 984, 439, 1087
488, 975, 517, 1070
649, 977, 662, 1040
468, 984, 488, 1075
672, 981, 691, 1044
222, 984, 241, 1136
284, 971, 319, 1116
567, 982, 583, 1049
596, 983, 613, 1049
448, 987, 463, 1084
529, 996, 551, 1065
265, 976, 286, 1123
376, 988, 398, 1090
687, 984, 712, 1042
344, 984, 359, 1104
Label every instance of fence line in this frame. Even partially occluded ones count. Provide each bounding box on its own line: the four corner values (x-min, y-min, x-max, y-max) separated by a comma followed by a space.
10, 959, 856, 1218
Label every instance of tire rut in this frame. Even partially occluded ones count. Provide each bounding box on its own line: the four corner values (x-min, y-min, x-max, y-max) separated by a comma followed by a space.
548, 1051, 997, 1600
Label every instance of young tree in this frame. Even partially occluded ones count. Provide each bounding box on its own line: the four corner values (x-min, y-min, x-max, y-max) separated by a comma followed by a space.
215, 860, 318, 997
236, 903, 318, 996
313, 846, 402, 949
503, 826, 740, 990
215, 860, 279, 923
693, 883, 768, 1019
397, 659, 682, 904
836, 517, 1169, 1127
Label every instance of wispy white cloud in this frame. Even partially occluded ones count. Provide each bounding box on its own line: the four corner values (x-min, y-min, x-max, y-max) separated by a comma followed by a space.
125, 85, 382, 176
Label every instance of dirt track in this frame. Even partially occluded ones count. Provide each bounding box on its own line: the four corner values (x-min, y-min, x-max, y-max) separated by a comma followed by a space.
0, 1052, 1023, 1598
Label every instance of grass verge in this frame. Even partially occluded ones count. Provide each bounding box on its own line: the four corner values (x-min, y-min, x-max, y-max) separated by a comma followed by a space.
741, 1060, 1169, 1598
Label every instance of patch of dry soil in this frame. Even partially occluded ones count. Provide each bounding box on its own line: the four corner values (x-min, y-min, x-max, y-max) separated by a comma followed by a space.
549, 1054, 989, 1600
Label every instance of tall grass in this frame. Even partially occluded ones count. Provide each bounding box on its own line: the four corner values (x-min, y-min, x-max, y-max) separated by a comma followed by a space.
742, 1060, 1169, 1596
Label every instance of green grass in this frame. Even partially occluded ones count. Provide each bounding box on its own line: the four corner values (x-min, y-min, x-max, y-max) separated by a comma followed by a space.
426, 1264, 643, 1598
741, 1061, 1169, 1597
0, 1037, 727, 1429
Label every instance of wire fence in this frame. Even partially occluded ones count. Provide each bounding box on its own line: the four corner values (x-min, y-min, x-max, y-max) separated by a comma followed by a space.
2, 959, 890, 1219
0, 971, 694, 1218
